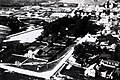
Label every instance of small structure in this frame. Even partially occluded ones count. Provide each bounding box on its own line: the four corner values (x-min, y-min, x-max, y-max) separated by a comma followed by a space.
50, 13, 67, 18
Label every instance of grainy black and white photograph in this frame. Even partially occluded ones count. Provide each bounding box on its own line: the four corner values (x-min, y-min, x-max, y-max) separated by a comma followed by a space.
0, 0, 120, 80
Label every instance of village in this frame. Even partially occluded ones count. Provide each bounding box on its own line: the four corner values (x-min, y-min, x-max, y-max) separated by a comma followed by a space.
0, 0, 120, 80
